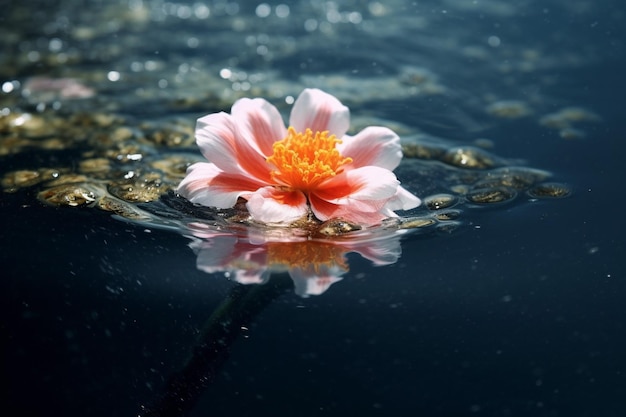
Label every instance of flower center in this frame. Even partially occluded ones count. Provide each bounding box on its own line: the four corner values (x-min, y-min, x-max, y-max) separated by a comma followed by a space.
266, 127, 352, 190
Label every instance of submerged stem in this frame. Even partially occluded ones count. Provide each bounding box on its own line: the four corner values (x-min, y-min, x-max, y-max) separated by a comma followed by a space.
140, 275, 293, 417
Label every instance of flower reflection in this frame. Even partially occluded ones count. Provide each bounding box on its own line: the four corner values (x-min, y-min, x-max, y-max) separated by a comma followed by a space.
186, 221, 404, 297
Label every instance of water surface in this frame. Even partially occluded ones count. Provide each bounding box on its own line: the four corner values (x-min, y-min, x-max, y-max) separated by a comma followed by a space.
2, 1, 626, 416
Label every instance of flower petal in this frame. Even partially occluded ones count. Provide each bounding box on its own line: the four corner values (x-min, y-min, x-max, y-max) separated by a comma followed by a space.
339, 126, 403, 171
384, 185, 422, 211
177, 162, 263, 208
231, 97, 287, 156
308, 166, 403, 225
195, 112, 242, 172
289, 88, 349, 136
196, 110, 274, 183
308, 194, 390, 225
316, 166, 399, 205
246, 186, 308, 224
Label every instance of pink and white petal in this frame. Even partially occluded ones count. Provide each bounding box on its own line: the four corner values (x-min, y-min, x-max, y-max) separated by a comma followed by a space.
195, 112, 243, 172
309, 167, 404, 225
338, 126, 403, 171
197, 111, 275, 183
316, 166, 399, 205
231, 97, 287, 155
332, 207, 390, 226
306, 193, 335, 221
307, 193, 338, 221
177, 162, 262, 208
289, 88, 350, 137
235, 139, 277, 184
308, 193, 390, 225
384, 185, 421, 211
246, 187, 308, 224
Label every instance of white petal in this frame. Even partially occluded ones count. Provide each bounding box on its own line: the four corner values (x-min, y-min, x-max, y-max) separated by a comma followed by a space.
384, 185, 421, 211
195, 112, 242, 172
177, 162, 260, 208
289, 88, 349, 136
197, 108, 277, 183
308, 193, 390, 225
246, 187, 308, 224
309, 166, 406, 225
231, 97, 287, 155
339, 126, 402, 171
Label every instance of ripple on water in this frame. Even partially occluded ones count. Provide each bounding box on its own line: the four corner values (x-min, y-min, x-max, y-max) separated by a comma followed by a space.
1, 105, 566, 241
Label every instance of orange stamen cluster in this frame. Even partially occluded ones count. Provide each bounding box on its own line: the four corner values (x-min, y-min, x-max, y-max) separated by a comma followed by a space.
266, 127, 352, 190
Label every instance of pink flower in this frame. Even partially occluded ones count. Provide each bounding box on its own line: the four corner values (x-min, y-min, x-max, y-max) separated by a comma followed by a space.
177, 88, 420, 226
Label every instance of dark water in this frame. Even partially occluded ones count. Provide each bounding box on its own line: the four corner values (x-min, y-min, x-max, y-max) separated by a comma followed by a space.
2, 1, 626, 416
